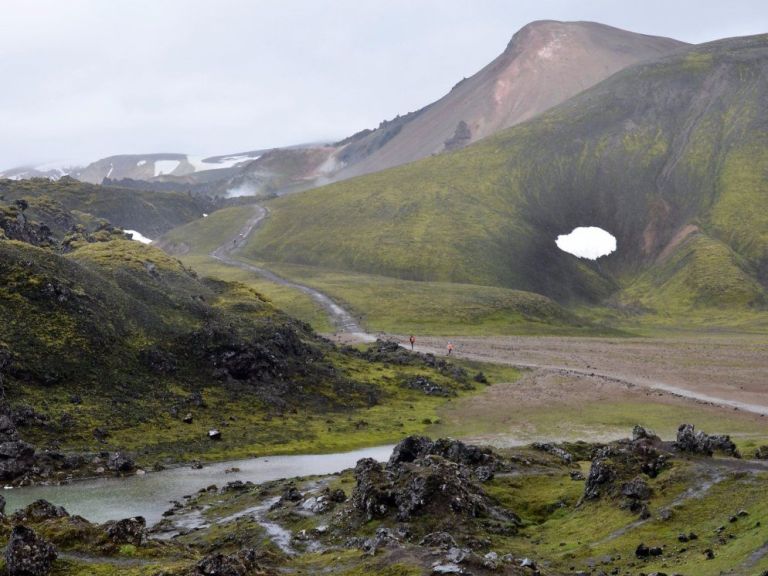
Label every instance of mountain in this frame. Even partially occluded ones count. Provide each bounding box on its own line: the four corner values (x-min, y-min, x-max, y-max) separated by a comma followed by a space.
0, 21, 686, 200
328, 20, 687, 181
230, 21, 686, 196
242, 34, 768, 311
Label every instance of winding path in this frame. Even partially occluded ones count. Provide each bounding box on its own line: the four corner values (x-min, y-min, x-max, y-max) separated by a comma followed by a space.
210, 205, 374, 341
209, 205, 768, 418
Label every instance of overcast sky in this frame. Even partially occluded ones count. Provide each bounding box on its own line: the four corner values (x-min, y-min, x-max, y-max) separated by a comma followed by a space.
1, 0, 766, 168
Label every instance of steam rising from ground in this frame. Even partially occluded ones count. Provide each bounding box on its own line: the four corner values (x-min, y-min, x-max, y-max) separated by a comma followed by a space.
556, 226, 616, 259
225, 184, 257, 198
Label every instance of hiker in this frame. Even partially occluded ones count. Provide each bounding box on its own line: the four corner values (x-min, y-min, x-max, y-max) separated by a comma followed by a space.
409, 335, 416, 350
447, 342, 454, 355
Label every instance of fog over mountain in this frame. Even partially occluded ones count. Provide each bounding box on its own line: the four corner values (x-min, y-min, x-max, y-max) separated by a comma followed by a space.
1, 0, 766, 169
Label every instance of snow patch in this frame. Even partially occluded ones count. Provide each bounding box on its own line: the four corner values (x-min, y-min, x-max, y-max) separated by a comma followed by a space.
556, 227, 616, 260
137, 160, 147, 166
106, 163, 114, 178
154, 160, 181, 177
125, 230, 153, 244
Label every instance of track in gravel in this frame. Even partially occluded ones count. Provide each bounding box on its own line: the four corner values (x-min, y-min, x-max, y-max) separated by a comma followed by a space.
210, 204, 374, 341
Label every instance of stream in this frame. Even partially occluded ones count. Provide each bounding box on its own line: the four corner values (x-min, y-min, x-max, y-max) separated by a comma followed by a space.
3, 445, 393, 526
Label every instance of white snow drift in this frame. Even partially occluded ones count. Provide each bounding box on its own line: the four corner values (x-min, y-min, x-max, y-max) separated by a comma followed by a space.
556, 226, 616, 260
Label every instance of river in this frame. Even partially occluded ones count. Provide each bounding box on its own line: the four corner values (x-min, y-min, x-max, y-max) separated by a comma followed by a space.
3, 445, 394, 526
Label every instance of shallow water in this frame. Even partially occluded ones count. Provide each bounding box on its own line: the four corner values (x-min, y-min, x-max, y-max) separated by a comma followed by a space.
3, 445, 393, 526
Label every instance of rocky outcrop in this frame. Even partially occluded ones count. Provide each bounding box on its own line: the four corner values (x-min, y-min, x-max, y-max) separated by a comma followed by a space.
12, 500, 68, 523
0, 411, 36, 481
583, 456, 615, 500
402, 376, 454, 397
347, 437, 518, 537
107, 452, 136, 473
582, 426, 666, 506
189, 548, 261, 576
532, 442, 574, 463
349, 458, 393, 521
443, 120, 472, 152
387, 436, 497, 474
105, 516, 146, 546
4, 525, 57, 576
675, 424, 740, 457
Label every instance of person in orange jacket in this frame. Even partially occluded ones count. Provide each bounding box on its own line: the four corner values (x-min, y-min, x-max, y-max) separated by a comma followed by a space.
447, 342, 454, 355
409, 335, 416, 350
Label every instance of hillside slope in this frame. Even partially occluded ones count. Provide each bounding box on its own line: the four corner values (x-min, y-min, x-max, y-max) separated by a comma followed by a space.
0, 177, 212, 238
245, 34, 768, 309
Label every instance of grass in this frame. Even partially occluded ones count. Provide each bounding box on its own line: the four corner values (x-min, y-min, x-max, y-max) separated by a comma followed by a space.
157, 205, 334, 332
234, 259, 621, 336
14, 349, 504, 467
433, 377, 768, 451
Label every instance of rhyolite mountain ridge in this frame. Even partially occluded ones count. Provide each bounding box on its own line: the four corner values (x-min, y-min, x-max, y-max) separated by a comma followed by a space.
1, 21, 686, 198
244, 33, 768, 314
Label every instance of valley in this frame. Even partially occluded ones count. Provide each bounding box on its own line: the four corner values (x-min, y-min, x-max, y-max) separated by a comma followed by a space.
1, 9, 768, 576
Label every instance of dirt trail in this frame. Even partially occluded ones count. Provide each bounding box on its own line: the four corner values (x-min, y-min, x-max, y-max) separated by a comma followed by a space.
406, 336, 768, 417
210, 205, 373, 340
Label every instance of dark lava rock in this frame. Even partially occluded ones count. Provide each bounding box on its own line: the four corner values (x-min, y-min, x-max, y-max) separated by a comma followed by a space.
328, 488, 347, 503
635, 543, 663, 558
632, 425, 658, 442
107, 452, 135, 473
0, 439, 36, 480
0, 413, 20, 441
473, 371, 488, 384
582, 427, 668, 502
190, 548, 260, 576
755, 445, 768, 459
208, 429, 221, 441
532, 442, 573, 464
361, 527, 402, 555
106, 516, 146, 546
675, 423, 740, 457
388, 436, 496, 472
182, 412, 193, 424
393, 457, 491, 521
349, 458, 393, 520
421, 531, 459, 549
281, 485, 304, 503
0, 494, 5, 516
570, 470, 585, 481
93, 427, 109, 442
403, 375, 454, 397
620, 476, 652, 501
349, 439, 518, 533
4, 525, 57, 576
583, 457, 615, 500
12, 499, 68, 523
475, 465, 494, 482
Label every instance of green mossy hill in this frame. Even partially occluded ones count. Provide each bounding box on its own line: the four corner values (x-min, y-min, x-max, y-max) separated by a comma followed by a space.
0, 229, 486, 472
246, 34, 768, 308
0, 176, 212, 237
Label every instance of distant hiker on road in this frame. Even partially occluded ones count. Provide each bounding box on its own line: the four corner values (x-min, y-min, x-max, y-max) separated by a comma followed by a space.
447, 342, 454, 355
409, 335, 416, 350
